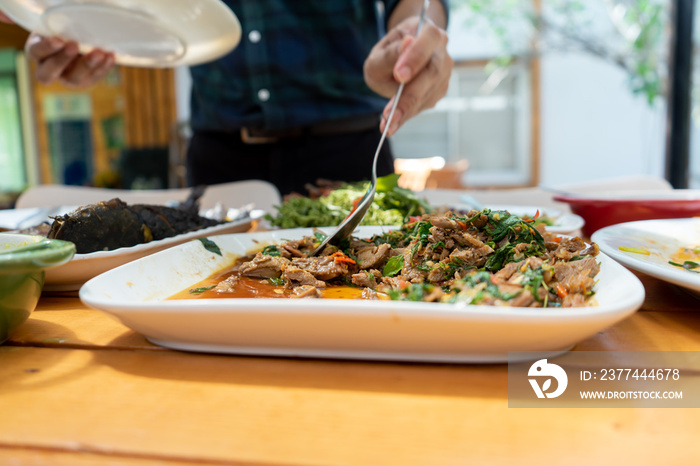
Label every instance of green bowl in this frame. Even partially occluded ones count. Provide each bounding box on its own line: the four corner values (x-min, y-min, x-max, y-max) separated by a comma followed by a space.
0, 233, 75, 344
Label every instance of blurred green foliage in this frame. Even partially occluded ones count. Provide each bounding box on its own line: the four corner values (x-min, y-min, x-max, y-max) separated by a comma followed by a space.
454, 0, 667, 105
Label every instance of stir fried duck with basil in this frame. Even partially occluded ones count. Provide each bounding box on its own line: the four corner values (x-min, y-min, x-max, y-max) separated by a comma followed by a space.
228, 209, 600, 307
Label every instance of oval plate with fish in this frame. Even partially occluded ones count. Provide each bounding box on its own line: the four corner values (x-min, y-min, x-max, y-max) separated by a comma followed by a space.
44, 212, 262, 292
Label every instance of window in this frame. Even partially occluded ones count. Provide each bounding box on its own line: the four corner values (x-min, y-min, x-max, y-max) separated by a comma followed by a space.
0, 49, 26, 193
390, 59, 535, 187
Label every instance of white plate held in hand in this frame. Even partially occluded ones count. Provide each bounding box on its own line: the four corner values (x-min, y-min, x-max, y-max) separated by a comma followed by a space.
2, 0, 241, 67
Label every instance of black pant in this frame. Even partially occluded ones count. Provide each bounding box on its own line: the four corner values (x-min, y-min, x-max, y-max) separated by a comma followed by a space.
186, 127, 395, 196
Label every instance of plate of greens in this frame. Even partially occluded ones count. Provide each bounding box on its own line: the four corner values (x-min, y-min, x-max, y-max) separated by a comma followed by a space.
265, 174, 432, 229
265, 175, 584, 236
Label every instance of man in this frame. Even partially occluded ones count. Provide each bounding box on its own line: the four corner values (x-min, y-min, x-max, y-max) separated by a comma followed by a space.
2, 1, 452, 195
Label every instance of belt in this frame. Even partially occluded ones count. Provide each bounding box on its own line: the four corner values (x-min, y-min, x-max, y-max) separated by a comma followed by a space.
239, 114, 381, 144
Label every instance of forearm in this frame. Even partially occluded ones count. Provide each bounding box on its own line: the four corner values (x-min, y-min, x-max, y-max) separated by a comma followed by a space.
387, 0, 448, 30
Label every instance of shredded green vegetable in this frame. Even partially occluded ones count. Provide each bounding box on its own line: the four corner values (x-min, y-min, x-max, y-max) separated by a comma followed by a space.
265, 174, 433, 228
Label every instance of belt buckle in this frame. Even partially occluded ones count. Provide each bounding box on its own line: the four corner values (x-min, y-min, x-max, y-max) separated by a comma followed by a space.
240, 127, 279, 144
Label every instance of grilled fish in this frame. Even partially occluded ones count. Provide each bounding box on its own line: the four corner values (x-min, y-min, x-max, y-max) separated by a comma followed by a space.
47, 187, 221, 254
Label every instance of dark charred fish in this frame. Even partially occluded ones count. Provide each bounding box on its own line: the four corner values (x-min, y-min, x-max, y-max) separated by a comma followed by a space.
47, 187, 221, 254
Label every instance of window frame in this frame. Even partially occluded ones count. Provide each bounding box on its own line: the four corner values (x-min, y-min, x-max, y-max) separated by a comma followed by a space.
390, 56, 540, 188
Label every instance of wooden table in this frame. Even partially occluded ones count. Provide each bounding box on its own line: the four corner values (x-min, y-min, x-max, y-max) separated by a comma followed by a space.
1, 270, 699, 465
1, 179, 698, 465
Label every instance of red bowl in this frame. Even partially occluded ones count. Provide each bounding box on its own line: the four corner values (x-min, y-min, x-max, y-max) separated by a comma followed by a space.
553, 190, 700, 237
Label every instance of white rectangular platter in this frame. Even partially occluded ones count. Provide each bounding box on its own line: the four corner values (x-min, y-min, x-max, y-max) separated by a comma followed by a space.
79, 227, 645, 363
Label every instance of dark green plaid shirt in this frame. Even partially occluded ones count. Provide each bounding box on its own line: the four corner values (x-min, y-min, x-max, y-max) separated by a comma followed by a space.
189, 0, 447, 132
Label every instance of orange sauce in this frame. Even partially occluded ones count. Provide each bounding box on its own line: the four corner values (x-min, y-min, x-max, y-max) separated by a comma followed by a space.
669, 246, 700, 269
168, 271, 367, 300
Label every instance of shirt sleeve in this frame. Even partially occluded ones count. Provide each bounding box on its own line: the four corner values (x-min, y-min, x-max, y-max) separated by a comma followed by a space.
382, 0, 450, 30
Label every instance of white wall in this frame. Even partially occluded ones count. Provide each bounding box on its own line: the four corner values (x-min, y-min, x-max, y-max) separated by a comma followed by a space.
539, 53, 667, 187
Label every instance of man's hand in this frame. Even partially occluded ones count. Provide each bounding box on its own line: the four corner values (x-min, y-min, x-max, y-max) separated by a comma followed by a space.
1, 8, 115, 87
364, 8, 452, 137
26, 33, 115, 88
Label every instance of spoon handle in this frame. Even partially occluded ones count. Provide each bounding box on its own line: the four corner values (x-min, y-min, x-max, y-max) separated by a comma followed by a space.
374, 0, 430, 171
309, 0, 431, 256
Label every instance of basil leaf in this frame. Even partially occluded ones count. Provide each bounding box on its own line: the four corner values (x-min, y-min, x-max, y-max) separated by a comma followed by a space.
376, 173, 400, 192
189, 285, 216, 294
262, 245, 281, 257
383, 255, 404, 277
198, 238, 222, 256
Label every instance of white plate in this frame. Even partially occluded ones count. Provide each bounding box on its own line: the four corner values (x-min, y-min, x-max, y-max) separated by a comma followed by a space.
79, 226, 645, 363
45, 211, 263, 292
15, 180, 282, 213
12, 180, 282, 291
2, 0, 241, 67
0, 205, 78, 230
592, 218, 700, 294
447, 204, 585, 235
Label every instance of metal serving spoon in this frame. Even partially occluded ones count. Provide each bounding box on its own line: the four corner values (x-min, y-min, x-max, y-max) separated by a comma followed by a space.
311, 0, 430, 256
